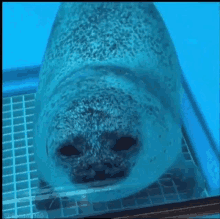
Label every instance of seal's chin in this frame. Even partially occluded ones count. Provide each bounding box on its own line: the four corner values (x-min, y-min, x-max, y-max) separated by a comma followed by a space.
86, 178, 125, 188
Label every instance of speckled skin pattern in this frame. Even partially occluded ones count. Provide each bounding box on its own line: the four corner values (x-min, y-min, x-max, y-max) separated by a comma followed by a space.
34, 2, 183, 205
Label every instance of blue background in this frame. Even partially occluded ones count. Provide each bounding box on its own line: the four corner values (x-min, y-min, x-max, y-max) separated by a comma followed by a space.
3, 2, 219, 148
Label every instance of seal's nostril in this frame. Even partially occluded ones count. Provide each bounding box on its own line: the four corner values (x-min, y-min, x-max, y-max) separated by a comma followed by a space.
59, 145, 81, 156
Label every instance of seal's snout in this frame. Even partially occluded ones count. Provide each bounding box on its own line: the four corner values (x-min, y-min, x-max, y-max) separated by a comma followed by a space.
65, 133, 140, 188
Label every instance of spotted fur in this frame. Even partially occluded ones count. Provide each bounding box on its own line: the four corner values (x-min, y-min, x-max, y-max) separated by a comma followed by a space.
34, 2, 183, 206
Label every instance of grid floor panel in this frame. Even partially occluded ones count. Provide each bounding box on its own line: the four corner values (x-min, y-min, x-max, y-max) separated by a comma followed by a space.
2, 93, 208, 219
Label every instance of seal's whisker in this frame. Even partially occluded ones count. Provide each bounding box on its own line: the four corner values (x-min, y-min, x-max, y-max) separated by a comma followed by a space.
49, 196, 58, 210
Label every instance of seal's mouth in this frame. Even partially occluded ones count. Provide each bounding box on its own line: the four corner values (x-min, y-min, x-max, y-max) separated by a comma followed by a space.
72, 164, 130, 188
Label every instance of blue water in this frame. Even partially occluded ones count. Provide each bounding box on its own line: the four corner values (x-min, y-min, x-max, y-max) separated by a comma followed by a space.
2, 3, 219, 218
3, 3, 219, 148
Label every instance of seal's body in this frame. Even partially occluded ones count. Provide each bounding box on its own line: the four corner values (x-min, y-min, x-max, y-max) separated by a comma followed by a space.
34, 2, 185, 206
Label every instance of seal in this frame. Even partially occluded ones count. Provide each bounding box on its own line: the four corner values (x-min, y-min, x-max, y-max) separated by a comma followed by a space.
33, 2, 188, 209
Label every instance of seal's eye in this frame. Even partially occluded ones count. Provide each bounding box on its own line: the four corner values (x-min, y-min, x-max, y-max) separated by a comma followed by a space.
112, 136, 137, 152
59, 145, 81, 157
101, 132, 138, 152
58, 136, 86, 157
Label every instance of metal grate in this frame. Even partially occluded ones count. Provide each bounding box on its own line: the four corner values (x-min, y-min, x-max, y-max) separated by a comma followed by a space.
2, 93, 208, 219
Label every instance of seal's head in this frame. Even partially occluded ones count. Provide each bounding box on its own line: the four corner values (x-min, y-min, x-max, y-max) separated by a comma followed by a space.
34, 2, 183, 204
